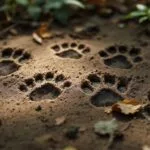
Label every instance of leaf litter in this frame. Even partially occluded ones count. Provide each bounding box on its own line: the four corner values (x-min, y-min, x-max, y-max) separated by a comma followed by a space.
104, 99, 149, 115
32, 22, 53, 44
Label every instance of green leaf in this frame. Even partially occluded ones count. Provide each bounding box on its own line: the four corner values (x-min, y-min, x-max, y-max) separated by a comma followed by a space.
139, 16, 148, 23
44, 0, 63, 11
64, 0, 85, 8
0, 5, 9, 11
15, 0, 29, 6
136, 4, 147, 11
27, 5, 41, 20
125, 11, 146, 19
52, 8, 71, 24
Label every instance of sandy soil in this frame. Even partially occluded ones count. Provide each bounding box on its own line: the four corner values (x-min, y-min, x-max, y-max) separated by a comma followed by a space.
0, 16, 150, 150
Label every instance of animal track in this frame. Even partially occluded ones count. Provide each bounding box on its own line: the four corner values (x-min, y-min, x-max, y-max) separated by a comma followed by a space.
0, 48, 31, 76
81, 73, 131, 106
51, 42, 91, 59
19, 72, 72, 101
99, 45, 143, 69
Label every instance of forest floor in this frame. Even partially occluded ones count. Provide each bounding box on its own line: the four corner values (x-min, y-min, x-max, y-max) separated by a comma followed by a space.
0, 12, 150, 150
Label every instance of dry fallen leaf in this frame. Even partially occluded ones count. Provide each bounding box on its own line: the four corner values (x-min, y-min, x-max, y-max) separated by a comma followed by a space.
37, 23, 52, 39
63, 146, 78, 150
32, 23, 53, 44
143, 145, 150, 150
32, 32, 42, 44
55, 116, 66, 126
105, 99, 147, 115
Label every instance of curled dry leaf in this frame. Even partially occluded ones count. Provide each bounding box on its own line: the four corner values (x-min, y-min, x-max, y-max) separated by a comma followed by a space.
32, 32, 42, 44
55, 116, 66, 126
105, 99, 147, 115
32, 22, 53, 44
37, 23, 52, 39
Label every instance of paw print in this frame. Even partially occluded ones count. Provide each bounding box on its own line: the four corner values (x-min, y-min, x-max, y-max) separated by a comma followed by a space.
51, 42, 91, 59
99, 45, 143, 69
19, 72, 72, 101
81, 73, 131, 106
0, 48, 31, 76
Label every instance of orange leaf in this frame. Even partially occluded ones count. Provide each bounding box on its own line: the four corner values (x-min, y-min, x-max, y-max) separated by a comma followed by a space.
36, 23, 52, 39
105, 99, 147, 115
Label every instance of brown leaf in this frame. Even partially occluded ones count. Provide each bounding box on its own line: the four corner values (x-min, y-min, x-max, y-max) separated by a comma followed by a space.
55, 116, 66, 126
105, 99, 147, 115
36, 23, 52, 39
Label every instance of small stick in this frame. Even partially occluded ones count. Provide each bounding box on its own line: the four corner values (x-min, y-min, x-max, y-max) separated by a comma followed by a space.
0, 23, 18, 36
104, 133, 115, 150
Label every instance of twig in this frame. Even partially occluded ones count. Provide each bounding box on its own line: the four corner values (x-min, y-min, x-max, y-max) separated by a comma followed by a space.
122, 122, 131, 132
0, 23, 18, 36
105, 133, 115, 150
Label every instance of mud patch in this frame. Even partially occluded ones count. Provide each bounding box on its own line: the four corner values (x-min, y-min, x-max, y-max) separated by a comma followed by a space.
99, 45, 143, 69
0, 48, 31, 76
81, 73, 130, 106
51, 42, 90, 59
19, 72, 72, 101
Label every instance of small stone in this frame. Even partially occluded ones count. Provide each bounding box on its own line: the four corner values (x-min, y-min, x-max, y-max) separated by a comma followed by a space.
118, 23, 126, 28
79, 127, 86, 132
55, 116, 66, 126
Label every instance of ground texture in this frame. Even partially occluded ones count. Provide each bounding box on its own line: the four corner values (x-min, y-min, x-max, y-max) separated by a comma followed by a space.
0, 16, 150, 150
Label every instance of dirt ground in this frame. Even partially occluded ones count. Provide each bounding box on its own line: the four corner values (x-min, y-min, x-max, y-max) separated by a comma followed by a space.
0, 15, 150, 150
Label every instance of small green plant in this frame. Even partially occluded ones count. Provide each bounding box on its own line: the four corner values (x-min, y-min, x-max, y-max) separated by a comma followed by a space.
126, 4, 150, 23
0, 0, 85, 24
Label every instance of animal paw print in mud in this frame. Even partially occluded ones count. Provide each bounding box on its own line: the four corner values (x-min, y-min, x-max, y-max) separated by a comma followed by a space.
19, 72, 72, 101
0, 48, 31, 76
81, 73, 131, 107
99, 45, 143, 69
51, 42, 91, 59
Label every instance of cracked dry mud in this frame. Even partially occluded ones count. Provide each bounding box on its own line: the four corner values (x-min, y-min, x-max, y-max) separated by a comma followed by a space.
0, 20, 150, 150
